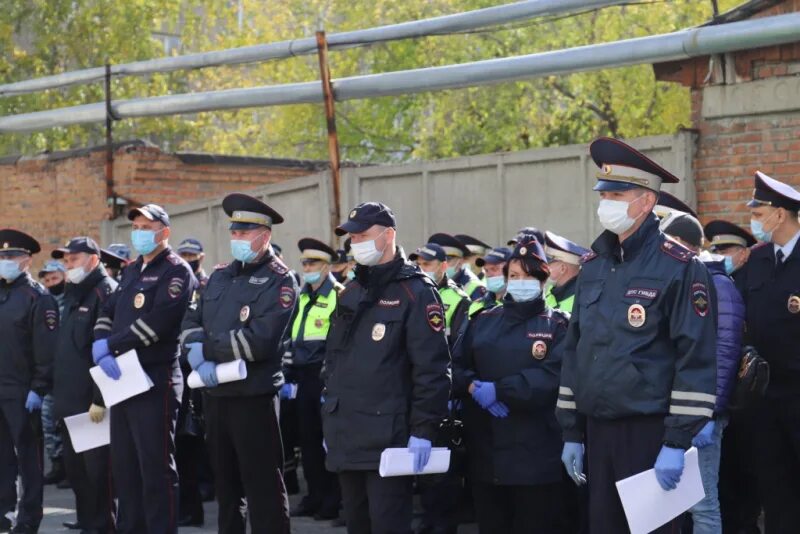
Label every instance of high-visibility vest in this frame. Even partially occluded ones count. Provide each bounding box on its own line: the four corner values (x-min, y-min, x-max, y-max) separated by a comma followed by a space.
291, 285, 338, 342
439, 285, 468, 337
544, 286, 575, 314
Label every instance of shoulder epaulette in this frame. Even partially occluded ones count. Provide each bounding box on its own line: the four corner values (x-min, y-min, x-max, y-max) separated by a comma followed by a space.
751, 242, 769, 251
268, 256, 289, 275
660, 238, 696, 263
213, 262, 229, 271
580, 251, 598, 264
166, 252, 183, 266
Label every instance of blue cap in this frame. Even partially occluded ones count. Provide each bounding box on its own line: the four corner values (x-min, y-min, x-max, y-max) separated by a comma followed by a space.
177, 238, 204, 254
409, 243, 447, 262
107, 243, 131, 261
746, 171, 800, 211
476, 247, 512, 267
544, 231, 589, 265
52, 236, 101, 259
128, 204, 170, 227
336, 202, 396, 237
38, 259, 66, 277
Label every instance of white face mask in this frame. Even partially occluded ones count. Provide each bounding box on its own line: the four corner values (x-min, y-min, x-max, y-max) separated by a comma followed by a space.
351, 229, 389, 266
66, 265, 89, 284
597, 196, 644, 235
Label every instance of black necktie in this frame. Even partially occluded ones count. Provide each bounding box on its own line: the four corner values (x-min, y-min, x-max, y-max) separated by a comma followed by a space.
777, 249, 785, 265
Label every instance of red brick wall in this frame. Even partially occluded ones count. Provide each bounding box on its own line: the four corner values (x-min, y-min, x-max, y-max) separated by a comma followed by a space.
654, 0, 800, 225
0, 142, 321, 266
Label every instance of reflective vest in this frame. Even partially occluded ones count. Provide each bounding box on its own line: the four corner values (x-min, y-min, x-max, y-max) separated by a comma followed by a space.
291, 284, 338, 343
440, 285, 468, 337
544, 285, 575, 314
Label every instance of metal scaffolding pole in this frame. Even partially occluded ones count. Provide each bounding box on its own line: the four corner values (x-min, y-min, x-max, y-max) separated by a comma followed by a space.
0, 0, 630, 97
1, 12, 798, 133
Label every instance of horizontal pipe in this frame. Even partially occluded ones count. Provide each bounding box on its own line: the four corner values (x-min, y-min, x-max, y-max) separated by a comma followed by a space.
0, 0, 630, 97
1, 12, 798, 133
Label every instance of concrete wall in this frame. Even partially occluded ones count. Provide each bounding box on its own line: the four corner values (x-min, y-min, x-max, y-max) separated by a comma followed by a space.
125, 133, 695, 271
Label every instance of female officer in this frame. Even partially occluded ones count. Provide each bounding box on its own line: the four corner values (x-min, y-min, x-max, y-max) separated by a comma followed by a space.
454, 238, 568, 534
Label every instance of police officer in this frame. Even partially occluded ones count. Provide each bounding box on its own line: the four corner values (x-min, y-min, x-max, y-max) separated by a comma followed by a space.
92, 204, 195, 534
409, 243, 470, 347
177, 238, 208, 287
735, 171, 800, 533
0, 229, 59, 534
543, 231, 589, 314
428, 233, 487, 302
51, 237, 117, 533
469, 247, 512, 317
454, 238, 569, 533
455, 234, 491, 279
704, 219, 756, 279
37, 260, 67, 487
323, 202, 450, 534
181, 193, 297, 534
283, 238, 343, 522
331, 246, 351, 285
556, 138, 717, 533
103, 243, 131, 281
704, 219, 760, 534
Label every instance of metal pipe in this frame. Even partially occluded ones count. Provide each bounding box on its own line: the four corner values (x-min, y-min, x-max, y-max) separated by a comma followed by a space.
316, 31, 343, 242
104, 63, 115, 219
1, 12, 798, 133
0, 0, 630, 96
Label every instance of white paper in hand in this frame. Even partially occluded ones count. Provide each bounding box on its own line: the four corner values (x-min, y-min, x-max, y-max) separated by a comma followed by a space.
378, 448, 451, 477
90, 350, 153, 407
187, 360, 247, 389
615, 447, 705, 534
63, 412, 110, 453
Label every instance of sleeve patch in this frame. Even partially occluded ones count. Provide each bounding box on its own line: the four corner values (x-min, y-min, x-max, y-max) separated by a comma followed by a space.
168, 277, 185, 299
426, 303, 444, 333
692, 282, 709, 317
280, 286, 296, 309
45, 309, 57, 331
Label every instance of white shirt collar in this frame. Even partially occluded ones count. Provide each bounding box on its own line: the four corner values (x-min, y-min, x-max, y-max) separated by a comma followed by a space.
774, 229, 800, 260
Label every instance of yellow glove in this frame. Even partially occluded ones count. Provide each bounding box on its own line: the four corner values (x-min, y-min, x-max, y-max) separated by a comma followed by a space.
88, 403, 106, 423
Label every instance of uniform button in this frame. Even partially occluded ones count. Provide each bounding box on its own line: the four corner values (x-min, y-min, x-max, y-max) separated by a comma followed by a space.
611, 268, 615, 272
376, 410, 382, 415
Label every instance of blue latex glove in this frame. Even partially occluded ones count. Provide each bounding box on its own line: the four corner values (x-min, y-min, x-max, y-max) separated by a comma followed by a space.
471, 381, 497, 409
408, 436, 432, 473
561, 442, 586, 486
692, 421, 715, 449
196, 361, 218, 388
96, 355, 121, 380
654, 446, 685, 491
91, 338, 111, 364
487, 401, 509, 418
187, 342, 204, 370
25, 391, 42, 413
279, 383, 294, 400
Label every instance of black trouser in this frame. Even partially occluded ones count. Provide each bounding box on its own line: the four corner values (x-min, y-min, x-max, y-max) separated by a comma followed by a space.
0, 399, 43, 529
586, 415, 682, 534
753, 395, 800, 534
471, 480, 564, 534
205, 394, 289, 534
279, 396, 299, 489
419, 470, 462, 533
110, 375, 180, 534
175, 434, 204, 522
338, 470, 413, 534
719, 406, 762, 534
62, 427, 113, 532
0, 425, 17, 517
295, 363, 341, 515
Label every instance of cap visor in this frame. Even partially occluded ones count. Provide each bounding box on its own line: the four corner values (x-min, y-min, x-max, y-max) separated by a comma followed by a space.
229, 222, 266, 230
127, 207, 154, 221
593, 180, 639, 192
335, 220, 371, 237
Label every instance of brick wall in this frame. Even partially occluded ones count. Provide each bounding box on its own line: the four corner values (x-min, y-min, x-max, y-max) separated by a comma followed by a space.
654, 0, 800, 225
0, 141, 325, 266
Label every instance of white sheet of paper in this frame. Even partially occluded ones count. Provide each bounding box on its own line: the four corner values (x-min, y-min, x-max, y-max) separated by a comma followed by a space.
90, 350, 153, 407
615, 447, 705, 534
187, 360, 248, 389
378, 447, 450, 477
63, 412, 110, 453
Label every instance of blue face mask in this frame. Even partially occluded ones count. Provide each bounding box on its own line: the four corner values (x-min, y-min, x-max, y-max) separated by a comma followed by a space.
303, 271, 322, 285
486, 275, 505, 293
445, 266, 457, 279
231, 239, 258, 263
346, 270, 356, 281
751, 211, 778, 243
506, 279, 542, 302
723, 255, 736, 275
0, 259, 23, 282
131, 229, 159, 256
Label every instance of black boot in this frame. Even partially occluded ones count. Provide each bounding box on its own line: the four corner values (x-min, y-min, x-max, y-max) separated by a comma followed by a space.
43, 457, 66, 485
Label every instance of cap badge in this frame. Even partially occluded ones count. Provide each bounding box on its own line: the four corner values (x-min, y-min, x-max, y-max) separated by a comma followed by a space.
628, 304, 646, 328
134, 293, 146, 309
2, 243, 7, 249
350, 209, 357, 219
372, 323, 386, 341
788, 295, 800, 314
532, 340, 547, 360
240, 305, 250, 322
603, 164, 613, 175
519, 247, 527, 256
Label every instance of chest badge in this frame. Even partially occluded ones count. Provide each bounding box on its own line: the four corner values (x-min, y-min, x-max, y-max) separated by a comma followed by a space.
788, 295, 800, 314
133, 293, 146, 309
372, 323, 386, 342
628, 304, 646, 328
314, 318, 324, 328
240, 305, 250, 322
532, 340, 547, 360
